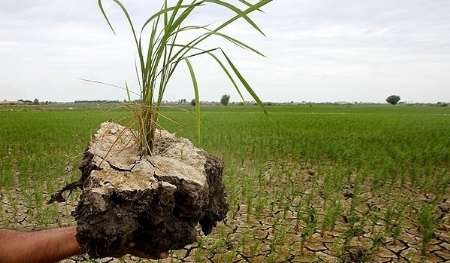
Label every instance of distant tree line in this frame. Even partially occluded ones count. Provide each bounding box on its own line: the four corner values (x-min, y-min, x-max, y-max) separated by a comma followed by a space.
10, 96, 444, 107
17, 99, 50, 105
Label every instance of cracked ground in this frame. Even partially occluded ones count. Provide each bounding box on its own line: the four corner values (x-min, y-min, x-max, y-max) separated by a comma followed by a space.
1, 106, 449, 262
1, 159, 448, 263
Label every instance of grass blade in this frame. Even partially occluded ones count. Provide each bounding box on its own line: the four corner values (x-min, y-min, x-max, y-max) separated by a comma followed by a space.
98, 0, 116, 34
141, 4, 202, 32
185, 59, 202, 144
238, 0, 264, 12
204, 0, 265, 36
205, 30, 265, 56
213, 0, 272, 33
125, 81, 131, 102
208, 52, 246, 102
221, 51, 267, 115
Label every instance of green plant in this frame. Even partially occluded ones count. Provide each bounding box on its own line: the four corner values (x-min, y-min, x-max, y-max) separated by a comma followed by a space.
383, 202, 406, 244
418, 204, 438, 256
370, 233, 385, 252
341, 182, 365, 250
3, 104, 450, 260
97, 0, 271, 153
221, 94, 231, 106
300, 202, 317, 255
321, 199, 343, 236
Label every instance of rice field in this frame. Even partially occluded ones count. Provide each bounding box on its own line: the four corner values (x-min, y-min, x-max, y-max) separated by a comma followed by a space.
0, 104, 449, 262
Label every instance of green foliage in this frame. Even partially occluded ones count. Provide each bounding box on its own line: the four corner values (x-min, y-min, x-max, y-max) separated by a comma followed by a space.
321, 200, 343, 233
299, 194, 317, 254
302, 205, 317, 239
383, 202, 406, 242
220, 94, 231, 106
1, 105, 449, 261
418, 204, 438, 255
386, 95, 401, 105
96, 0, 271, 153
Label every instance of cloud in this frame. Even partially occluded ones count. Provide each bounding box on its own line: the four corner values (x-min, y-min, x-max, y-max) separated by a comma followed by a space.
0, 0, 449, 103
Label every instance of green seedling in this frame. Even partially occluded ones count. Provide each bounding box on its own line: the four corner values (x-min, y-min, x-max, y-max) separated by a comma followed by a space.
383, 202, 406, 244
300, 203, 317, 255
96, 0, 271, 153
418, 204, 438, 256
321, 199, 343, 237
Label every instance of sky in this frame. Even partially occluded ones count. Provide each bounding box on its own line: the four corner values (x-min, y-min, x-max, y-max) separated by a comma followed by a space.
0, 0, 449, 103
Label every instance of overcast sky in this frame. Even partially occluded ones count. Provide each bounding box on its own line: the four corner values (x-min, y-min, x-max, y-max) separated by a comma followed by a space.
1, 0, 449, 103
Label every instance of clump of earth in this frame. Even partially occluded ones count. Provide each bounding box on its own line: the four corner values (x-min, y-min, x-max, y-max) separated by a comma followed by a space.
51, 122, 228, 258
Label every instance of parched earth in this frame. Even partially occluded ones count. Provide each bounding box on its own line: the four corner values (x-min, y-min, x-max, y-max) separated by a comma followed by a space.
0, 160, 449, 262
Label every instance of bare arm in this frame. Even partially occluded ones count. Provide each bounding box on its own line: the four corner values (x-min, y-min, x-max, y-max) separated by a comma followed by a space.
0, 226, 82, 263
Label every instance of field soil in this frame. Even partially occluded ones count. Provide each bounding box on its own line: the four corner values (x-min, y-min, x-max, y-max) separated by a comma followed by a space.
53, 122, 228, 258
1, 105, 449, 262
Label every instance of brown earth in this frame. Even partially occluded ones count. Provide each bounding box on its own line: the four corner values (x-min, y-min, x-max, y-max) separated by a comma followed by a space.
51, 122, 228, 258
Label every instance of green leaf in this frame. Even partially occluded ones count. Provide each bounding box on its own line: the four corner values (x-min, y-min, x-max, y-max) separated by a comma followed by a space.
99, 0, 145, 91
141, 3, 202, 32
172, 26, 265, 57
168, 3, 199, 35
221, 51, 267, 115
97, 0, 117, 34
237, 0, 264, 12
166, 0, 184, 33
204, 0, 265, 36
168, 43, 245, 102
164, 0, 168, 27
205, 30, 265, 56
185, 59, 202, 144
213, 0, 272, 33
168, 0, 272, 66
208, 52, 246, 102
125, 81, 131, 102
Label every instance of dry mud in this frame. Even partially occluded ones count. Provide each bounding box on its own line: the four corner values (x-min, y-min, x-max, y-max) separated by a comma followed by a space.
53, 122, 228, 258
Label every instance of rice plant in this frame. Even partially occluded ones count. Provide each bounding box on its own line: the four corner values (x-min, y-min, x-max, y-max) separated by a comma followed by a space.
321, 199, 343, 237
383, 202, 406, 244
97, 0, 271, 153
299, 196, 317, 255
417, 204, 438, 256
2, 104, 449, 261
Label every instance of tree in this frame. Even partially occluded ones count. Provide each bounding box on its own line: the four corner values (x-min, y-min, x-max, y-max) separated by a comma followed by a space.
220, 95, 230, 106
33, 98, 39, 105
190, 99, 196, 106
386, 95, 401, 105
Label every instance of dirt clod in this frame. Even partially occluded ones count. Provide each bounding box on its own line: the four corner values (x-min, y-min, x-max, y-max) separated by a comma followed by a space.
57, 122, 228, 258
